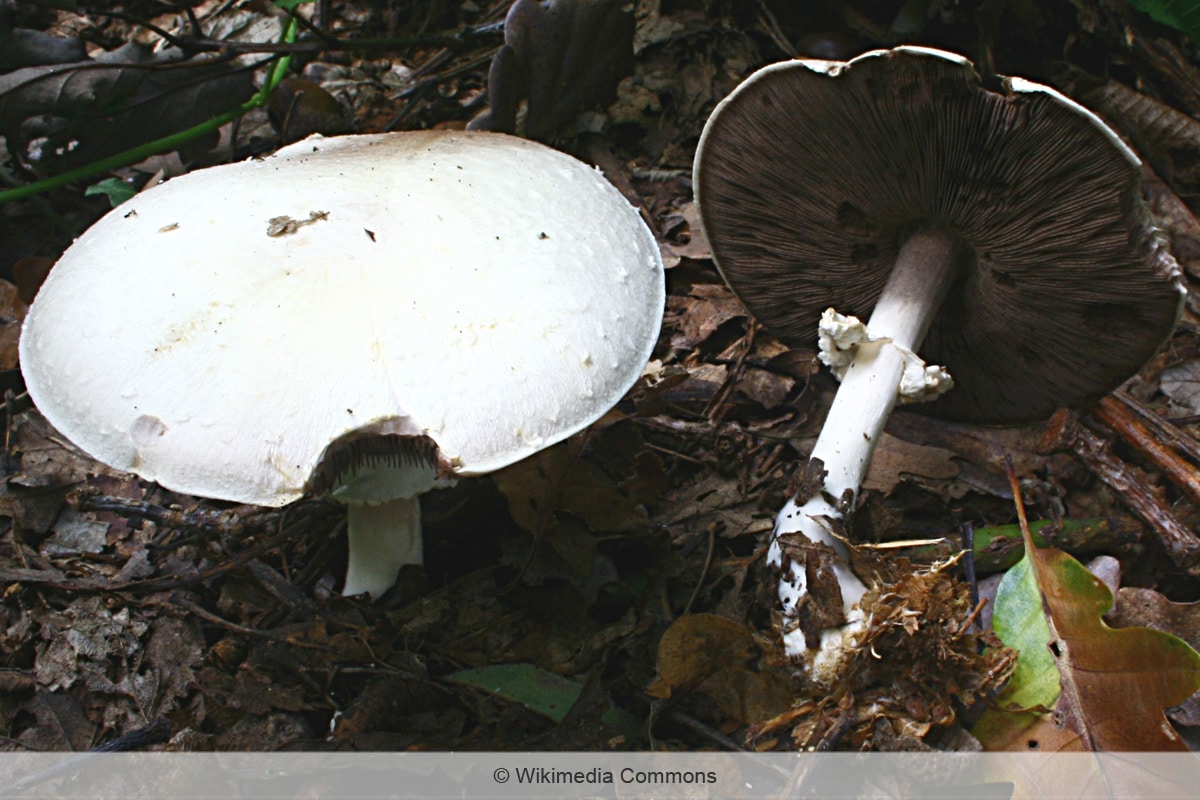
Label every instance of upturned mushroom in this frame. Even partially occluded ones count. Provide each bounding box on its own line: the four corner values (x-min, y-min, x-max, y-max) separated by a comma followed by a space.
20, 130, 665, 599
693, 47, 1184, 679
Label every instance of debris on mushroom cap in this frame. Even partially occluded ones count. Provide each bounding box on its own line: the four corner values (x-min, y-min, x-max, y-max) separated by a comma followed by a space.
19, 130, 665, 508
694, 46, 1184, 424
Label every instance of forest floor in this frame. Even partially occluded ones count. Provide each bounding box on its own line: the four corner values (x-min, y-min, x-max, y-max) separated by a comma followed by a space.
3, 0, 1200, 752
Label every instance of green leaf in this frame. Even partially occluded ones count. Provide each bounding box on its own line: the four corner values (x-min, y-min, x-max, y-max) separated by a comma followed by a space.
991, 555, 1059, 711
972, 553, 1064, 751
446, 663, 583, 722
84, 177, 137, 207
1128, 0, 1200, 42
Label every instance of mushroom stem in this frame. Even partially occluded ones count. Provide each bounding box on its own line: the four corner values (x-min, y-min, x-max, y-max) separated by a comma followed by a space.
770, 227, 965, 676
343, 498, 424, 599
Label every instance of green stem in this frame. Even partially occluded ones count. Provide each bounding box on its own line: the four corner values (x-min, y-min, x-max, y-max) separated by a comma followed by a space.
0, 17, 298, 207
893, 515, 1154, 574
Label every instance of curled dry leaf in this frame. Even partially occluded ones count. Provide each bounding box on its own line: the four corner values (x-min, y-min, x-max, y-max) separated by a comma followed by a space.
660, 201, 712, 265
733, 366, 794, 410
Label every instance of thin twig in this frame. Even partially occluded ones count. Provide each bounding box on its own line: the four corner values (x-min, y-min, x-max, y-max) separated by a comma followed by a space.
1040, 408, 1200, 573
682, 523, 717, 616
1111, 389, 1200, 466
0, 519, 309, 594
169, 594, 291, 641
1094, 395, 1200, 506
74, 492, 279, 536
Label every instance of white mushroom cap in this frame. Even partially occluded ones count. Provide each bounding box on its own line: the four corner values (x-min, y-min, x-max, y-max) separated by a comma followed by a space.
20, 131, 665, 507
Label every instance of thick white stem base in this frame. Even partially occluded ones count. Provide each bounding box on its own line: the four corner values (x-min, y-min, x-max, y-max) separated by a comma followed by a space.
770, 228, 965, 680
343, 497, 424, 599
770, 336, 907, 680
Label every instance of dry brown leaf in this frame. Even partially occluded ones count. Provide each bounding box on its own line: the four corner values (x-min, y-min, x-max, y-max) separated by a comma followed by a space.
1109, 587, 1200, 725
661, 472, 773, 539
660, 201, 712, 262
667, 283, 747, 350
12, 256, 54, 304
734, 366, 795, 410
7, 411, 110, 489
494, 439, 647, 537
228, 668, 311, 716
32, 597, 144, 688
1110, 587, 1200, 642
863, 432, 960, 494
0, 278, 27, 369
143, 616, 205, 716
1161, 358, 1200, 413
653, 613, 756, 692
698, 664, 791, 726
649, 613, 790, 725
16, 691, 95, 751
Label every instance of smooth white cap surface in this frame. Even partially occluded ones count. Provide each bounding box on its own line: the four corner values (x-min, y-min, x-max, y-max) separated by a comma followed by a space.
20, 131, 665, 506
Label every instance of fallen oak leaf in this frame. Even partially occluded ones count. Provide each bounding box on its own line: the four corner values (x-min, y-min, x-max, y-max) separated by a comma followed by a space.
1108, 586, 1200, 725
974, 461, 1200, 751
1109, 586, 1200, 650
1025, 525, 1200, 750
